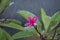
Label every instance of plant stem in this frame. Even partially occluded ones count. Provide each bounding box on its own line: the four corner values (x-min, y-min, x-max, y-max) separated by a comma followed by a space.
57, 34, 60, 40
51, 23, 60, 40
34, 26, 45, 40
51, 28, 57, 40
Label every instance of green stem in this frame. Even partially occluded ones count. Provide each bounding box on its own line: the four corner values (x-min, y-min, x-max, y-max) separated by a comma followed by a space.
34, 26, 45, 40
51, 28, 57, 40
52, 23, 60, 40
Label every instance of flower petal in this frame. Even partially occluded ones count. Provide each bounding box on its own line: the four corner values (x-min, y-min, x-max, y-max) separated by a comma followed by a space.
33, 16, 37, 21
34, 22, 37, 26
24, 23, 32, 27
27, 16, 32, 22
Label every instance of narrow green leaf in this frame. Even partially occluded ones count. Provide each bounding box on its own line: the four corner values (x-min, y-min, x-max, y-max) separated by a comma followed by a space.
40, 8, 51, 31
0, 22, 25, 31
0, 0, 10, 14
51, 12, 60, 22
17, 10, 42, 33
4, 30, 14, 40
56, 27, 60, 34
0, 28, 14, 40
3, 19, 21, 25
47, 12, 60, 32
12, 27, 37, 39
0, 28, 4, 40
0, 34, 6, 40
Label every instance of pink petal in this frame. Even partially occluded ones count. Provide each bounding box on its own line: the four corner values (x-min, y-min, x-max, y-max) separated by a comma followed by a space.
33, 16, 37, 21
24, 23, 29, 26
34, 22, 37, 26
24, 23, 32, 27
27, 16, 32, 22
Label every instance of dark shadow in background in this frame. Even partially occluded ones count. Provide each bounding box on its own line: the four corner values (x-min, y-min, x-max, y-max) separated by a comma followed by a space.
0, 0, 60, 40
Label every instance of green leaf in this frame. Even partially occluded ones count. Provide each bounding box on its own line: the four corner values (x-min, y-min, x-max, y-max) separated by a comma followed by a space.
0, 28, 14, 40
0, 28, 4, 40
4, 30, 14, 40
56, 27, 60, 34
0, 22, 25, 31
3, 19, 21, 25
0, 33, 6, 40
47, 12, 60, 32
0, 0, 10, 14
12, 27, 37, 39
51, 12, 60, 22
40, 8, 51, 31
17, 10, 42, 33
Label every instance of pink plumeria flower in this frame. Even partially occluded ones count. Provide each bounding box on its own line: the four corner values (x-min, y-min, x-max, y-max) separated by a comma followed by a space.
25, 16, 37, 27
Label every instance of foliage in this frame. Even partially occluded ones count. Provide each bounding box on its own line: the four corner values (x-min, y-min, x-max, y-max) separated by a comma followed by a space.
0, 7, 60, 40
0, 0, 10, 14
0, 28, 14, 40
